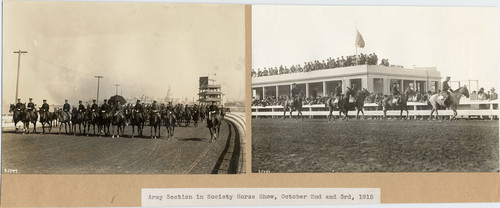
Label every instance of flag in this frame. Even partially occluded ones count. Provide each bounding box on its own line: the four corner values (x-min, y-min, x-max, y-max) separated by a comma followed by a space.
356, 29, 365, 48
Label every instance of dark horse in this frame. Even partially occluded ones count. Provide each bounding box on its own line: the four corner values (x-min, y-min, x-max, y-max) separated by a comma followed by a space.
130, 109, 145, 138
428, 86, 470, 121
337, 87, 356, 122
98, 109, 111, 136
149, 111, 161, 139
183, 106, 192, 127
381, 87, 416, 119
207, 112, 221, 143
9, 104, 37, 134
111, 108, 126, 138
71, 108, 86, 135
191, 107, 200, 127
38, 108, 53, 134
164, 110, 176, 139
86, 108, 99, 136
56, 109, 72, 134
283, 94, 303, 121
354, 88, 371, 119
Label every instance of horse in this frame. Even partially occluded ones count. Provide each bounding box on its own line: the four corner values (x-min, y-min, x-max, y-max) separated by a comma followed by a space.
199, 106, 206, 123
175, 106, 183, 127
326, 95, 340, 122
183, 106, 192, 127
56, 109, 72, 134
428, 86, 470, 121
337, 88, 356, 122
111, 108, 126, 138
354, 88, 371, 119
98, 109, 111, 136
71, 108, 86, 135
207, 112, 221, 143
9, 104, 24, 133
86, 108, 99, 136
191, 107, 200, 127
149, 111, 161, 139
130, 109, 145, 138
164, 110, 176, 139
38, 108, 53, 134
381, 87, 416, 119
283, 95, 303, 121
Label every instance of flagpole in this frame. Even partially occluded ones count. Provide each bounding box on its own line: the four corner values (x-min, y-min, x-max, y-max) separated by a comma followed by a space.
355, 22, 358, 66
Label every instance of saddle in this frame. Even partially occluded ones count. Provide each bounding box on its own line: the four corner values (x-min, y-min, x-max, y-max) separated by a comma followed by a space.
437, 92, 449, 106
391, 95, 401, 105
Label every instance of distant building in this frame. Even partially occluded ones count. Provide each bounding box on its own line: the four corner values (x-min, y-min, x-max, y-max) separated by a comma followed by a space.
198, 75, 223, 105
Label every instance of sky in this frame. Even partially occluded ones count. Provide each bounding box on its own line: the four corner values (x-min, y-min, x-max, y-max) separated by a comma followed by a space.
3, 1, 245, 107
252, 5, 499, 91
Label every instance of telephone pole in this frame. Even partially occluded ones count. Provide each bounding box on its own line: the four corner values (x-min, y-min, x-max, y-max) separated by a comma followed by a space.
94, 75, 104, 104
13, 50, 28, 102
114, 84, 120, 95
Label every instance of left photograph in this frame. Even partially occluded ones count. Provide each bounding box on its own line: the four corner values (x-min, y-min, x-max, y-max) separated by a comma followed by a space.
2, 1, 246, 174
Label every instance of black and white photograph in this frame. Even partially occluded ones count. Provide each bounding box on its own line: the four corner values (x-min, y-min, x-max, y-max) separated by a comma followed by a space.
2, 1, 246, 174
251, 5, 499, 173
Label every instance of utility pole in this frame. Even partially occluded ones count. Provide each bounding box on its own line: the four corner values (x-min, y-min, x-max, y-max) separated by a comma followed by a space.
114, 84, 120, 95
94, 75, 104, 105
13, 50, 28, 102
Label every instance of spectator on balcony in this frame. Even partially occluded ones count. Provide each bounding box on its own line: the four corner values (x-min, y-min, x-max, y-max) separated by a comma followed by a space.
470, 90, 478, 100
478, 88, 486, 100
490, 88, 498, 100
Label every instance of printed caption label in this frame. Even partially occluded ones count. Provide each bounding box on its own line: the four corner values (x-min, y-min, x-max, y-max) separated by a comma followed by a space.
142, 188, 380, 206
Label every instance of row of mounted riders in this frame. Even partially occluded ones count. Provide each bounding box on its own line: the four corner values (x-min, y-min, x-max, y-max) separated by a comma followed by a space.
283, 85, 470, 122
8, 102, 225, 141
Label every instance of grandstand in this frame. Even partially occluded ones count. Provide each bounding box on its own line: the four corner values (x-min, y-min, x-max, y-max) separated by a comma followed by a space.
252, 64, 441, 100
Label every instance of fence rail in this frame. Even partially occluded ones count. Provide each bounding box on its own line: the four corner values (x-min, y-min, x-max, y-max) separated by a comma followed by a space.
252, 100, 499, 119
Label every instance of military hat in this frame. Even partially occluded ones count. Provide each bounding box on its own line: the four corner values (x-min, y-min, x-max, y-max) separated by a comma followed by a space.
65, 99, 68, 102
92, 99, 96, 102
17, 98, 21, 101
137, 100, 141, 102
446, 76, 451, 79
79, 100, 82, 103
104, 99, 107, 101
29, 98, 33, 100
43, 99, 47, 102
491, 87, 496, 91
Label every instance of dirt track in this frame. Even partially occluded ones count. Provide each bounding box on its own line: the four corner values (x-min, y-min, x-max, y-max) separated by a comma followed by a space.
2, 120, 241, 174
252, 118, 499, 173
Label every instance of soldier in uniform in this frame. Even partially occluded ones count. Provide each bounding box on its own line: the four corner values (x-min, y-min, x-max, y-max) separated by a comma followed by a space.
41, 100, 50, 112
150, 100, 159, 116
334, 82, 343, 108
78, 100, 86, 112
207, 101, 219, 121
27, 98, 35, 112
167, 102, 174, 111
291, 83, 299, 103
101, 99, 110, 113
16, 98, 25, 111
392, 83, 401, 104
134, 100, 143, 113
439, 76, 452, 105
90, 100, 99, 112
63, 100, 71, 112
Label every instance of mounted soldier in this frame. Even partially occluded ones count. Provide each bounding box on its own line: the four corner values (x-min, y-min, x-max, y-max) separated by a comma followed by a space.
291, 83, 299, 103
27, 98, 35, 112
334, 82, 342, 108
133, 100, 143, 113
438, 76, 452, 106
100, 99, 110, 113
16, 98, 25, 111
90, 100, 99, 112
78, 100, 86, 113
63, 99, 71, 118
392, 83, 401, 105
150, 100, 160, 116
41, 99, 50, 112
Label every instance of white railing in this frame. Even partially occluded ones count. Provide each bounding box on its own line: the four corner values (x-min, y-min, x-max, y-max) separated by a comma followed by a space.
252, 100, 499, 119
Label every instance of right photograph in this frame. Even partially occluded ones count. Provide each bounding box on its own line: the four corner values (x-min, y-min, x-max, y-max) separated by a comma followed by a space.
251, 5, 499, 173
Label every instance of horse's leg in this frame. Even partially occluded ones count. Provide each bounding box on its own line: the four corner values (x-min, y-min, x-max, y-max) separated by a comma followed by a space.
150, 124, 153, 139
283, 109, 286, 121
328, 109, 332, 122
451, 109, 457, 121
356, 108, 360, 120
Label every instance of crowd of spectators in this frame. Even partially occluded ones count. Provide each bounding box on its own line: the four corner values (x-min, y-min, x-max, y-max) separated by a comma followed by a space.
470, 87, 498, 101
252, 53, 388, 77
